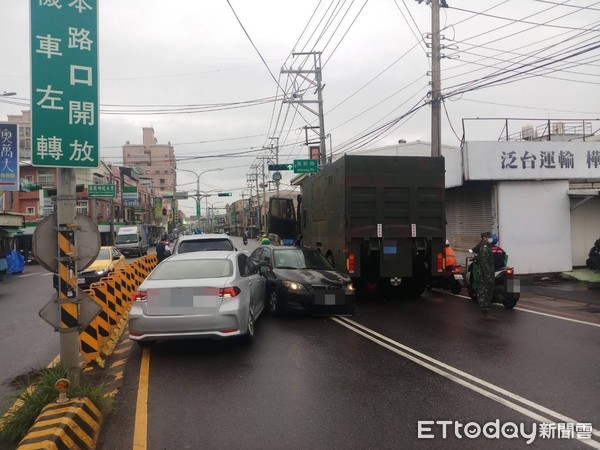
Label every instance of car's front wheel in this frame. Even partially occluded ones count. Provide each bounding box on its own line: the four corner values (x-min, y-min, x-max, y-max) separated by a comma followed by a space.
269, 290, 283, 316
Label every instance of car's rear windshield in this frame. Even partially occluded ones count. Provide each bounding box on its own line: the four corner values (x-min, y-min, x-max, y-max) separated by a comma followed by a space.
273, 249, 332, 270
148, 260, 233, 280
178, 239, 234, 253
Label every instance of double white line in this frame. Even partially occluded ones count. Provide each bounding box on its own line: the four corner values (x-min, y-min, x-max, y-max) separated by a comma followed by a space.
332, 316, 600, 449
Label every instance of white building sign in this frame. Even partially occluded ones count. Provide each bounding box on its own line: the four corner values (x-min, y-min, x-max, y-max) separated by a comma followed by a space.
464, 141, 600, 181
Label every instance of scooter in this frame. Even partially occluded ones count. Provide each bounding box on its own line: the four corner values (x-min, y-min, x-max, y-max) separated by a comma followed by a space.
427, 265, 463, 294
464, 253, 520, 309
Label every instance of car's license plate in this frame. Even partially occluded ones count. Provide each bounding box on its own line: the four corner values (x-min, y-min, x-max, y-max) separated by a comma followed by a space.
453, 274, 463, 280
77, 278, 85, 284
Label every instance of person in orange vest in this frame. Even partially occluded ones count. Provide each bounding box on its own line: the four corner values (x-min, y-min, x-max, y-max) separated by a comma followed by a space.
445, 239, 457, 268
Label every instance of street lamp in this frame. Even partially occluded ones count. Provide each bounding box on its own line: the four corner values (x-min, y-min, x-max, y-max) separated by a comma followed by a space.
177, 168, 223, 228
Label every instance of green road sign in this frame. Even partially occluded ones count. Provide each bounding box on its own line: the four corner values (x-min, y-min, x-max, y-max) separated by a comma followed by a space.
217, 192, 232, 197
31, 0, 99, 168
294, 159, 319, 174
268, 164, 293, 171
88, 184, 116, 198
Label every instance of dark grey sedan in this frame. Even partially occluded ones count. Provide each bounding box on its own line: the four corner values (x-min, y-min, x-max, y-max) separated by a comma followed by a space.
249, 245, 355, 315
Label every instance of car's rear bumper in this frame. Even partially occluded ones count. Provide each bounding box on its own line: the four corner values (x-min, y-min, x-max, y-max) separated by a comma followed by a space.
128, 303, 244, 341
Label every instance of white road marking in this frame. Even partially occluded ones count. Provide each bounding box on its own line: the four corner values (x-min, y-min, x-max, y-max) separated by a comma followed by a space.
446, 291, 600, 328
332, 316, 600, 447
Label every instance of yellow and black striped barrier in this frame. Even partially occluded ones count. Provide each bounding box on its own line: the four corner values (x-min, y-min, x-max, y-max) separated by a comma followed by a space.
79, 255, 157, 365
17, 398, 102, 450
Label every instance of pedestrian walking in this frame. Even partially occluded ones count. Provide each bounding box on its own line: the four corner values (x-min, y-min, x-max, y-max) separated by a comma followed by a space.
472, 231, 496, 320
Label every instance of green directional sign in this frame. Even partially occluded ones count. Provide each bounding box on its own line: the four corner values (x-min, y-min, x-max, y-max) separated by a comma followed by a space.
88, 184, 116, 198
30, 0, 99, 168
293, 159, 319, 174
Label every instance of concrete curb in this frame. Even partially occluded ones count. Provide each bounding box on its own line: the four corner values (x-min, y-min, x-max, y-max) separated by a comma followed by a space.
17, 398, 102, 450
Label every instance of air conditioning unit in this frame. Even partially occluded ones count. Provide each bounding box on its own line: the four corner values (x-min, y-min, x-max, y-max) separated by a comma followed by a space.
552, 122, 565, 134
522, 125, 535, 141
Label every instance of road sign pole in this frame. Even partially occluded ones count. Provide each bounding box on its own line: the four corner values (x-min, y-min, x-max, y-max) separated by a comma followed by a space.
56, 168, 81, 387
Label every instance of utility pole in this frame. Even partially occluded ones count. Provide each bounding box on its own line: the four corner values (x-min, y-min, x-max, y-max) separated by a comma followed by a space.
415, 0, 447, 157
269, 136, 280, 197
431, 0, 442, 157
108, 165, 114, 245
282, 51, 327, 165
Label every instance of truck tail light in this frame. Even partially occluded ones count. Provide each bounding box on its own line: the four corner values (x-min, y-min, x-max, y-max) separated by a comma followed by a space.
505, 268, 514, 276
452, 265, 462, 274
436, 252, 445, 272
347, 253, 355, 274
133, 291, 147, 302
219, 287, 241, 298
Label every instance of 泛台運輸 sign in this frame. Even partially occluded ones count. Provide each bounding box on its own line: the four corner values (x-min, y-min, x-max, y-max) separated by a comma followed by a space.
0, 123, 19, 191
30, 0, 99, 168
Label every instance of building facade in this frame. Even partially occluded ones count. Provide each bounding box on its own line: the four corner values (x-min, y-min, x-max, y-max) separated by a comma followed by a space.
122, 127, 176, 198
353, 119, 600, 275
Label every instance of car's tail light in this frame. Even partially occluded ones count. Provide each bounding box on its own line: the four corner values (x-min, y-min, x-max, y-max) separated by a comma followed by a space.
505, 268, 514, 276
347, 253, 355, 274
219, 286, 241, 298
452, 265, 462, 274
437, 252, 445, 272
133, 291, 147, 302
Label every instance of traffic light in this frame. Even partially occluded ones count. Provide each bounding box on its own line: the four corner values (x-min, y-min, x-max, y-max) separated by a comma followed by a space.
268, 164, 293, 171
217, 192, 232, 197
162, 208, 167, 216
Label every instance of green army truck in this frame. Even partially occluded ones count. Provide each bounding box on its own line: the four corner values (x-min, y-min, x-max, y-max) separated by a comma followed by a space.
276, 154, 447, 296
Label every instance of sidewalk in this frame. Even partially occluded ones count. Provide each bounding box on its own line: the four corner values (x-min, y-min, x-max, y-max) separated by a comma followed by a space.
518, 268, 600, 314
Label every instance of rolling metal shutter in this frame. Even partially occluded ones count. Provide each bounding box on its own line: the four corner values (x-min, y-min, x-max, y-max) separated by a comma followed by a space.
446, 182, 493, 262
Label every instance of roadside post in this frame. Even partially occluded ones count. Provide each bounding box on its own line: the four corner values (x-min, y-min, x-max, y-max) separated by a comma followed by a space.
31, 0, 100, 386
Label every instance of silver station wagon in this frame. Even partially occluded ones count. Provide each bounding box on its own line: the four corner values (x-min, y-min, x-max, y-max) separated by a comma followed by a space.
129, 251, 266, 345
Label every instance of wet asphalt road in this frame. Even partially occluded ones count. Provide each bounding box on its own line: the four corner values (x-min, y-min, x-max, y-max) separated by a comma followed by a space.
95, 237, 600, 450
1, 239, 599, 449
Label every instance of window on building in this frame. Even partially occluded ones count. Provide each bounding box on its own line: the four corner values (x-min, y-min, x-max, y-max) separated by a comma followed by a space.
76, 200, 88, 215
155, 170, 160, 174
26, 207, 36, 215
25, 175, 34, 184
37, 169, 54, 187
160, 179, 165, 184
163, 169, 169, 174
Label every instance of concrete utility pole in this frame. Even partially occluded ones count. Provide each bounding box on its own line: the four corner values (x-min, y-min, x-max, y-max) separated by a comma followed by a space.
56, 168, 81, 386
269, 136, 280, 197
282, 51, 327, 165
415, 0, 447, 157
108, 165, 114, 245
431, 0, 442, 157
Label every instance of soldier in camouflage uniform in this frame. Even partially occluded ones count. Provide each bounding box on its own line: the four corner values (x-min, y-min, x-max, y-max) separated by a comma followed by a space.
472, 231, 496, 320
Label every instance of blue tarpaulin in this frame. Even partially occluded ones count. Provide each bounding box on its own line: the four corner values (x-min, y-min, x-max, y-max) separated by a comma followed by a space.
7, 250, 24, 274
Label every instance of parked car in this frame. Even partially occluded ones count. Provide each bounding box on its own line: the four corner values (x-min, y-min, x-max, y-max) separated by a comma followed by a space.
53, 246, 126, 290
249, 245, 355, 315
172, 233, 236, 255
129, 251, 265, 345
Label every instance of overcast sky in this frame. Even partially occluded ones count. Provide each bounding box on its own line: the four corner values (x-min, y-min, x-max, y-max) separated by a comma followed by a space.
1, 0, 599, 216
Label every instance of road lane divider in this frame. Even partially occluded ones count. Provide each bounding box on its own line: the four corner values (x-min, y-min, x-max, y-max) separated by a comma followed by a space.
332, 316, 600, 448
133, 347, 151, 450
17, 398, 102, 450
78, 255, 157, 366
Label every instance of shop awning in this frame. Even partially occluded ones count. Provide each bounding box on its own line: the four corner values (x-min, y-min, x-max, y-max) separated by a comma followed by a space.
0, 227, 24, 236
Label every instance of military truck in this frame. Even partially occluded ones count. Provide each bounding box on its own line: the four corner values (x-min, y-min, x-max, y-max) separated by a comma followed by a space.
269, 155, 446, 296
